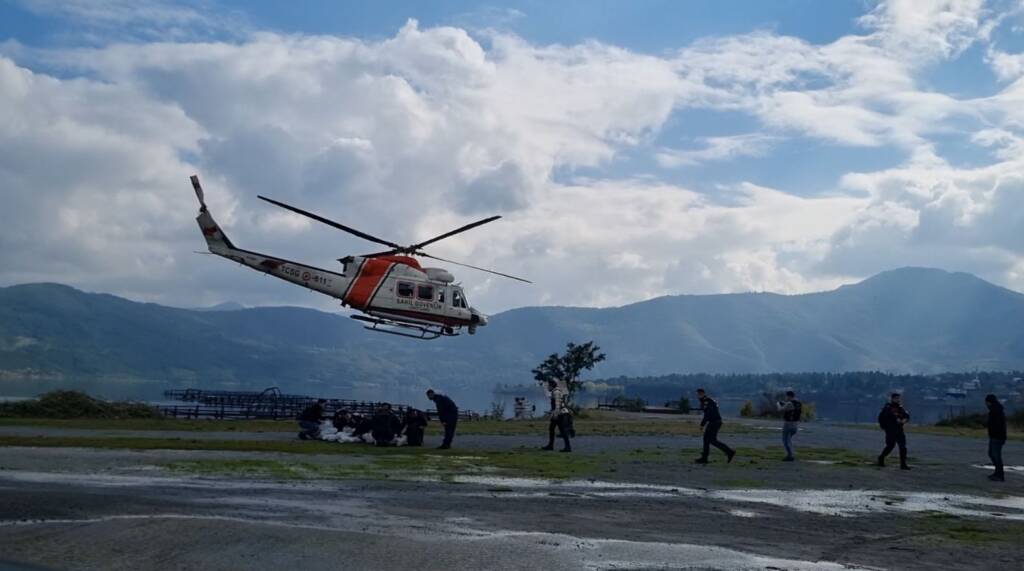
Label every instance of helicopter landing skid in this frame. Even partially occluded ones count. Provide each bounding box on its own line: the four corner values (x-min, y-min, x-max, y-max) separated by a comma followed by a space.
350, 315, 457, 340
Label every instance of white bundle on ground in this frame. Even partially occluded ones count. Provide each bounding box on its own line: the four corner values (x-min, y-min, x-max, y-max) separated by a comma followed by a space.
314, 420, 409, 446
318, 420, 342, 442
321, 425, 373, 444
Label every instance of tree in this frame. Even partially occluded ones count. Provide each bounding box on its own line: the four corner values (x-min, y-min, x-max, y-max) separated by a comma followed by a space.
739, 401, 755, 417
532, 341, 607, 407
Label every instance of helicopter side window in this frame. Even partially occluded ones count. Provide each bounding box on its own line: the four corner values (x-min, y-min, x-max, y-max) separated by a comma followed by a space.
417, 284, 434, 300
452, 290, 466, 309
397, 282, 414, 298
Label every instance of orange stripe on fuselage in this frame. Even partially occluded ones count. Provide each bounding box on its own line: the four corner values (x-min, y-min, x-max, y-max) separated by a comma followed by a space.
344, 258, 393, 309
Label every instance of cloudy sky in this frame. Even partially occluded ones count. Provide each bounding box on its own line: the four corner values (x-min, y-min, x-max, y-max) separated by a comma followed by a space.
2, 0, 1024, 313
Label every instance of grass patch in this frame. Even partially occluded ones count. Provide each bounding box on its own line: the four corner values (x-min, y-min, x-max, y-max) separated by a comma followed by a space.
0, 435, 371, 455
844, 423, 1023, 441
726, 446, 875, 467
166, 449, 609, 481
915, 513, 1024, 545
0, 417, 295, 432
0, 434, 610, 479
0, 410, 751, 437
0, 391, 160, 419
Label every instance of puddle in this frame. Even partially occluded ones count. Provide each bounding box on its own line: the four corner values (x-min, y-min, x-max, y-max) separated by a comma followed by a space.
972, 465, 1024, 473
6, 469, 1023, 524
445, 475, 1024, 521
727, 509, 759, 518
0, 513, 874, 571
452, 529, 876, 570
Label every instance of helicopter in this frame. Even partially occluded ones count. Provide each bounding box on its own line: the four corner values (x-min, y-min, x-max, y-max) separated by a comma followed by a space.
190, 175, 530, 339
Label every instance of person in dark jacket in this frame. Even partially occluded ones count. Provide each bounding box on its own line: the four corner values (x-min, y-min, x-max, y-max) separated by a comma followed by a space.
297, 399, 327, 440
371, 404, 402, 447
695, 388, 735, 464
541, 379, 573, 452
332, 408, 353, 431
877, 393, 911, 470
427, 389, 458, 449
985, 394, 1007, 482
351, 413, 373, 439
777, 390, 802, 462
402, 408, 429, 447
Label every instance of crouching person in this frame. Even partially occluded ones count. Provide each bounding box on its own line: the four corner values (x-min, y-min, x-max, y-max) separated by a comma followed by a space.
541, 379, 573, 453
298, 399, 327, 440
371, 404, 402, 447
402, 408, 429, 447
332, 408, 353, 431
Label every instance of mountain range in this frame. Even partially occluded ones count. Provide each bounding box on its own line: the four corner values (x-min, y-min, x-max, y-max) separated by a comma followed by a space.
1, 267, 1022, 406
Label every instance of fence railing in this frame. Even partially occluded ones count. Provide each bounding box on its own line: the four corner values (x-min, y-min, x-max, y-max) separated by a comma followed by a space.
160, 388, 478, 421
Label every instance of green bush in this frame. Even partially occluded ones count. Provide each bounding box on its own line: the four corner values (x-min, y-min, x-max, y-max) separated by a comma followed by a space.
739, 400, 755, 417
749, 391, 816, 421
0, 390, 161, 419
801, 401, 817, 421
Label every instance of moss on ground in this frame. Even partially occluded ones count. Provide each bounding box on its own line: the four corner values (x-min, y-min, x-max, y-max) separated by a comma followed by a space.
915, 513, 1024, 545
725, 446, 875, 467
844, 423, 1023, 441
0, 410, 756, 437
0, 417, 294, 432
166, 448, 607, 481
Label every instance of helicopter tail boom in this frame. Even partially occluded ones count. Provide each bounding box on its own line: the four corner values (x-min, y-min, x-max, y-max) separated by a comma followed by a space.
191, 175, 349, 300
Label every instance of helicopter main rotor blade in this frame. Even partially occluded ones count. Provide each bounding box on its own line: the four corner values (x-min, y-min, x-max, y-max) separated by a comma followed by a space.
418, 252, 532, 284
408, 215, 501, 251
257, 195, 402, 250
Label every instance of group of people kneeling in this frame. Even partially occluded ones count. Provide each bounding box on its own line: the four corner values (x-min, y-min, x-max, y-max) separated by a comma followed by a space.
297, 389, 460, 449
299, 401, 427, 446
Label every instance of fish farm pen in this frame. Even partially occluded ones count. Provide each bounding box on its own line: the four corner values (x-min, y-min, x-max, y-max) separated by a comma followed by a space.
160, 387, 478, 421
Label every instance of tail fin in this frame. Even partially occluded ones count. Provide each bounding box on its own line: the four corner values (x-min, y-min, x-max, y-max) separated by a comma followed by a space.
191, 175, 235, 253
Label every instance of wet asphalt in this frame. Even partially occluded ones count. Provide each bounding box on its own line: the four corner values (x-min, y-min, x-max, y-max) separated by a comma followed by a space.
0, 421, 1021, 570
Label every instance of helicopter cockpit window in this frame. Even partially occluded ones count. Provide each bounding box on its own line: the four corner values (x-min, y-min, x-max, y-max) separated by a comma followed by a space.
397, 282, 414, 298
452, 290, 466, 309
417, 284, 434, 301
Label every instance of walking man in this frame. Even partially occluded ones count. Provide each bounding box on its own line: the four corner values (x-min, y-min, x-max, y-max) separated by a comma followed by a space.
541, 378, 573, 452
985, 394, 1007, 482
427, 389, 458, 449
877, 393, 911, 470
777, 390, 802, 461
695, 388, 735, 464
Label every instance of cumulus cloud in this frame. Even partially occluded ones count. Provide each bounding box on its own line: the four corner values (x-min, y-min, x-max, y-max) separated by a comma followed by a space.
858, 0, 991, 59
2, 4, 1024, 313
